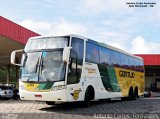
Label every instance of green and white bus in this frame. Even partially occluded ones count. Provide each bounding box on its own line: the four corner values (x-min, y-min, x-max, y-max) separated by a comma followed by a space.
11, 34, 144, 106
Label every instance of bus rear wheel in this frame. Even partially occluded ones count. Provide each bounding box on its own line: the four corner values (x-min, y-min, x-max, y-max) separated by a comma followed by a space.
134, 87, 139, 99
128, 87, 135, 100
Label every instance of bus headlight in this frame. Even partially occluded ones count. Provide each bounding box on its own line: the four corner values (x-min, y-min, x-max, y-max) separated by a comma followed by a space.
51, 85, 65, 91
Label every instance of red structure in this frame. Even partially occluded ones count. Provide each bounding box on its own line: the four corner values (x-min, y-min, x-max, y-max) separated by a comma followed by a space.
136, 54, 160, 91
0, 16, 40, 65
0, 16, 40, 44
136, 54, 160, 66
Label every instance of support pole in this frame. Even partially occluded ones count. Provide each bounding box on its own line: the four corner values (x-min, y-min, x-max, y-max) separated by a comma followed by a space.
6, 64, 10, 85
153, 73, 155, 83
16, 58, 19, 87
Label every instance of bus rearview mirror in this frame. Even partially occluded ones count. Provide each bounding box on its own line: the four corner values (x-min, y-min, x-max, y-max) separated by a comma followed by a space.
11, 49, 24, 66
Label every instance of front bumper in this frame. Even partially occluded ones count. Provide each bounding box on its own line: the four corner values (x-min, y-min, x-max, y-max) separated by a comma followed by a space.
20, 89, 67, 102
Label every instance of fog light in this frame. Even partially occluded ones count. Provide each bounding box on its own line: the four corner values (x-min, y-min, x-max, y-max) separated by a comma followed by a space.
51, 85, 65, 91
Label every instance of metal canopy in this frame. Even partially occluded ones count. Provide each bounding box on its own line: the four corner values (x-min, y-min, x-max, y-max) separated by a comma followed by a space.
0, 16, 40, 65
0, 35, 24, 65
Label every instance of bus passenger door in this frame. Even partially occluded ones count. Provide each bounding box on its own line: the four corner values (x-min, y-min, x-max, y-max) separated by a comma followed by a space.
66, 37, 84, 102
67, 57, 84, 101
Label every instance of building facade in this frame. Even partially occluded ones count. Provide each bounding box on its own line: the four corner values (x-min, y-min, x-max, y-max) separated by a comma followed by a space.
136, 54, 160, 91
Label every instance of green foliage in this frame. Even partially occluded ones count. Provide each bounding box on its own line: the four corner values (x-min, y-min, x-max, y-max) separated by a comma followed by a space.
0, 68, 7, 84
0, 67, 18, 85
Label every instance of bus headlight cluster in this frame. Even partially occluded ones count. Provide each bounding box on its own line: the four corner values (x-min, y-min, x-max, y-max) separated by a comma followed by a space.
51, 85, 65, 91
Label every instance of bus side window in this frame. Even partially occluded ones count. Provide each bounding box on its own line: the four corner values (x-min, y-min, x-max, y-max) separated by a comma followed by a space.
139, 60, 144, 72
99, 46, 110, 65
86, 42, 100, 64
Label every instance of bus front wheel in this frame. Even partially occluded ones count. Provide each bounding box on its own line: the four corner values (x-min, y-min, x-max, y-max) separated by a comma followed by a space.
82, 86, 94, 107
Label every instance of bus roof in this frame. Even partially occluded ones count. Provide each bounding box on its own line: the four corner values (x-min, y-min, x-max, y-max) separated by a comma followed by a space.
28, 34, 143, 60
71, 34, 143, 61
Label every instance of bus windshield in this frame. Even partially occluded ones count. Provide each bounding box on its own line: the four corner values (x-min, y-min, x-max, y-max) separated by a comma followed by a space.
20, 50, 66, 82
25, 36, 69, 51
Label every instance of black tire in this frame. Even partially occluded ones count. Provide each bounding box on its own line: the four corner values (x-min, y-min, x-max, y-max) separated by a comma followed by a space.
12, 94, 20, 100
82, 88, 92, 107
121, 97, 128, 101
46, 101, 55, 105
128, 87, 135, 100
134, 88, 139, 99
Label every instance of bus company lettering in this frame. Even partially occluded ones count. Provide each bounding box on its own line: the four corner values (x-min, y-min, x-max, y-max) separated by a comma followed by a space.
85, 67, 96, 73
119, 70, 135, 78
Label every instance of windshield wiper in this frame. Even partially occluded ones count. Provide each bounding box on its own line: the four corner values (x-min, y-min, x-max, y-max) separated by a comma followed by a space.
35, 58, 40, 73
40, 57, 44, 73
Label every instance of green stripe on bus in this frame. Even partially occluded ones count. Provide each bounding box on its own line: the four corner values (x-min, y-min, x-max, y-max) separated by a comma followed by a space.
98, 65, 121, 92
37, 83, 53, 90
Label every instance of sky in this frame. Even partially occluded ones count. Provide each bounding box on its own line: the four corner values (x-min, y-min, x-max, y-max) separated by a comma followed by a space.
0, 0, 160, 54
